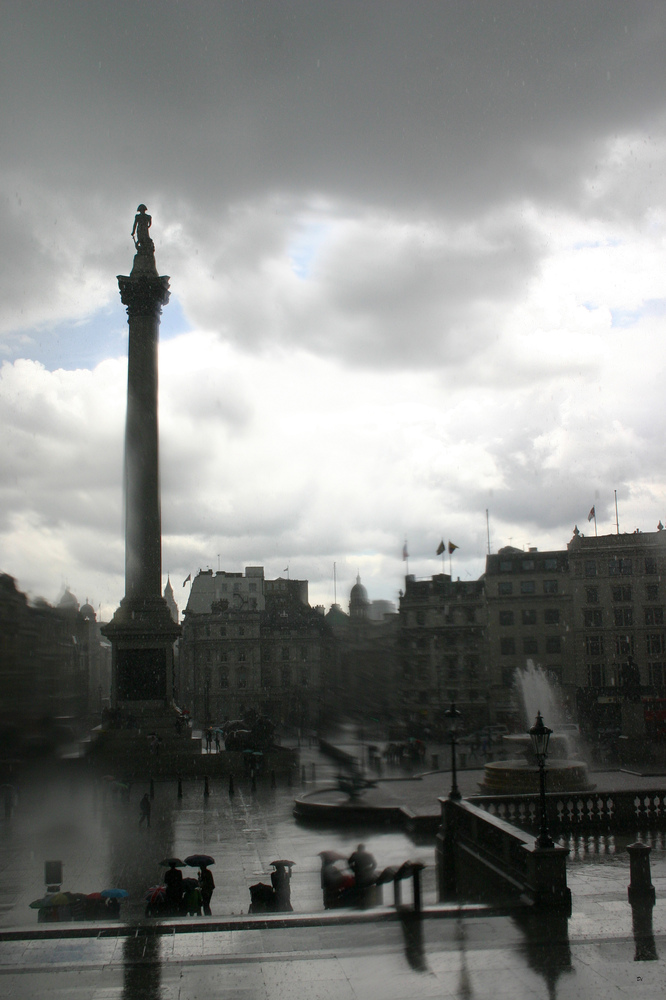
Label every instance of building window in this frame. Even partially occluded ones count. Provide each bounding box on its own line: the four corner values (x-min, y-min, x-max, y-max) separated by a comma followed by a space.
522, 610, 537, 625
522, 559, 535, 571
416, 611, 426, 625
219, 669, 228, 688
501, 666, 516, 687
588, 663, 605, 687
544, 609, 560, 625
609, 558, 632, 576
647, 634, 665, 656
612, 585, 632, 602
300, 668, 309, 687
237, 668, 247, 689
546, 636, 561, 654
648, 663, 664, 686
237, 649, 246, 662
219, 650, 227, 662
615, 634, 635, 655
446, 656, 458, 678
613, 608, 633, 627
523, 637, 538, 654
465, 656, 479, 681
520, 581, 536, 595
543, 580, 558, 595
249, 582, 257, 592
261, 669, 272, 688
646, 557, 658, 575
219, 627, 226, 636
301, 646, 308, 661
464, 607, 475, 623
584, 609, 603, 628
499, 560, 513, 572
500, 638, 516, 655
584, 560, 597, 577
586, 635, 604, 656
238, 626, 245, 636
645, 608, 665, 626
498, 582, 513, 595
263, 648, 271, 661
281, 666, 291, 686
544, 558, 558, 571
205, 625, 211, 636
647, 584, 660, 601
499, 611, 514, 626
281, 647, 290, 660
586, 587, 598, 604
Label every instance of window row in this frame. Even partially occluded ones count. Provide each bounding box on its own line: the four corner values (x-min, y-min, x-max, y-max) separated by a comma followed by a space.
498, 580, 558, 596
584, 556, 658, 578
218, 667, 310, 688
584, 608, 665, 627
498, 557, 560, 573
586, 633, 666, 657
586, 585, 660, 604
500, 609, 560, 626
500, 637, 561, 655
204, 646, 309, 662
587, 662, 666, 688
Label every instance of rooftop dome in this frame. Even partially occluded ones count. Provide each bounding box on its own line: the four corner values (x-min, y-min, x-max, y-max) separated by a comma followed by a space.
80, 600, 96, 621
350, 574, 369, 603
58, 587, 79, 612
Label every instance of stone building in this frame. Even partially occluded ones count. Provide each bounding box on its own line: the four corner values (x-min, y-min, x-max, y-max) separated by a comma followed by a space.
484, 546, 574, 725
177, 567, 335, 728
397, 574, 487, 735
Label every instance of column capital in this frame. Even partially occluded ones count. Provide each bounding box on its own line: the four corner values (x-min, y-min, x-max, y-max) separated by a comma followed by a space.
117, 274, 171, 318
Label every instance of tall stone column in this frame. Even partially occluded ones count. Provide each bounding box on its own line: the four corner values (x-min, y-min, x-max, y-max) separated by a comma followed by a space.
102, 207, 180, 708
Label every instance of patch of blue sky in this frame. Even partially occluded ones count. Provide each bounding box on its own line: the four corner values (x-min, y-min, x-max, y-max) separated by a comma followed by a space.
572, 237, 622, 250
288, 221, 331, 279
2, 297, 191, 371
611, 299, 666, 329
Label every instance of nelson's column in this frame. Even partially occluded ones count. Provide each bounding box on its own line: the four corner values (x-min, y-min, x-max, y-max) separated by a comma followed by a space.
102, 206, 181, 714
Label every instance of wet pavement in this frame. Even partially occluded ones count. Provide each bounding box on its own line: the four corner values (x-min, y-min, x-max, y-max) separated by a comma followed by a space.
1, 735, 666, 997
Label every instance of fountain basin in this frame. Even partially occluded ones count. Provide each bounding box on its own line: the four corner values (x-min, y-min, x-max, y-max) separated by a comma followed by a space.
478, 758, 596, 795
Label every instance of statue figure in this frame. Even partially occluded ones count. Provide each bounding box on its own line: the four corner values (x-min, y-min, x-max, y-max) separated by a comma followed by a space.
131, 204, 155, 254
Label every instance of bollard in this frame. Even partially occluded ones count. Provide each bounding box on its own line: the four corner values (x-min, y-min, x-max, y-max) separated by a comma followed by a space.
149, 779, 155, 800
271, 770, 276, 788
228, 775, 235, 797
311, 762, 316, 781
177, 777, 183, 799
412, 863, 425, 914
301, 765, 306, 786
204, 775, 210, 797
393, 879, 402, 907
628, 842, 656, 904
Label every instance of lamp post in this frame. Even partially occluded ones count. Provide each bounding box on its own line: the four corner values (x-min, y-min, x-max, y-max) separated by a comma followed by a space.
529, 710, 554, 849
445, 702, 462, 800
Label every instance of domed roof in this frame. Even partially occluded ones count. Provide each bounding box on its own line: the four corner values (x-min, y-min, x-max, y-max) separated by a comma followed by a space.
350, 574, 369, 604
58, 587, 79, 611
80, 600, 96, 621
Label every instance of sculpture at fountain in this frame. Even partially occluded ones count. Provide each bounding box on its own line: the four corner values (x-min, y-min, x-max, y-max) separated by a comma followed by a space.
478, 662, 595, 794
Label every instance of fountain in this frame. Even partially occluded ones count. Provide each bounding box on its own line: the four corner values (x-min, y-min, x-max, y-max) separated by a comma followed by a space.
478, 662, 595, 794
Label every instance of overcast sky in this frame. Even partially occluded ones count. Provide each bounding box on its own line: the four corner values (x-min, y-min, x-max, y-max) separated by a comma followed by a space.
2, 1, 666, 619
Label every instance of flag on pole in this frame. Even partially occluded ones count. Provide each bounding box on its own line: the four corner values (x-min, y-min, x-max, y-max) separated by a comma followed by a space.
448, 541, 459, 554
402, 542, 409, 560
587, 506, 595, 522
182, 573, 191, 587
436, 540, 445, 555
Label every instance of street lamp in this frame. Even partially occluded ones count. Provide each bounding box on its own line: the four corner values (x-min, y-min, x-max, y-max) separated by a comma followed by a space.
529, 710, 554, 849
445, 702, 462, 800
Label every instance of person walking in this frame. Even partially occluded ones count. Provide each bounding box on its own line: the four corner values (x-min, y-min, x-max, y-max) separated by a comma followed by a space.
199, 865, 215, 915
139, 792, 151, 828
164, 861, 184, 914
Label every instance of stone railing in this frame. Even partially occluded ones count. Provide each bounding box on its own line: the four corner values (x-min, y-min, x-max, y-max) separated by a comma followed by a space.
436, 797, 571, 911
469, 789, 666, 835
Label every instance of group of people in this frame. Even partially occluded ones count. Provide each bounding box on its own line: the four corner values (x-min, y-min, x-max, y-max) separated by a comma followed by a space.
320, 843, 377, 909
204, 727, 222, 753
163, 861, 215, 916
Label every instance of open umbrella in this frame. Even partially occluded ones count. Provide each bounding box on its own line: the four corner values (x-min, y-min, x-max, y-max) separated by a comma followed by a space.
159, 858, 185, 867
86, 892, 103, 901
101, 888, 129, 899
184, 854, 215, 867
34, 891, 70, 908
181, 877, 199, 889
144, 885, 166, 904
270, 859, 295, 868
29, 894, 56, 909
318, 851, 347, 864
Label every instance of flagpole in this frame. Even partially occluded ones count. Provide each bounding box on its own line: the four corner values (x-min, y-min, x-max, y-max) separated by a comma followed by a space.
486, 509, 491, 555
594, 511, 598, 537
614, 490, 619, 535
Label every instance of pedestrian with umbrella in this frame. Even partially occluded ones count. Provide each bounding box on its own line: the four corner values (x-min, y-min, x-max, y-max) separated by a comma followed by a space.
139, 792, 151, 827
184, 854, 215, 915
160, 858, 185, 913
270, 860, 295, 912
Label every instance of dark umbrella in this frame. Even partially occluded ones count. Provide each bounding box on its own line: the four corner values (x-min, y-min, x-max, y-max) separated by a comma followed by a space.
181, 877, 199, 889
270, 859, 295, 867
101, 888, 129, 899
318, 851, 347, 864
159, 858, 185, 867
184, 854, 215, 867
